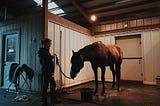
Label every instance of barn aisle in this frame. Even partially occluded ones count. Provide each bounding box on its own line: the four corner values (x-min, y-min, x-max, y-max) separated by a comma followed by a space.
0, 81, 160, 106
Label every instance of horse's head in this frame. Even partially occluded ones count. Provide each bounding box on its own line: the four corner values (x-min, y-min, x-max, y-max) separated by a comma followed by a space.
70, 50, 84, 79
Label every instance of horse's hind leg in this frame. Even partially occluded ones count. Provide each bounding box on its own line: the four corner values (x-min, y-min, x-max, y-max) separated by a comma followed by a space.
101, 66, 106, 96
110, 65, 115, 89
116, 64, 121, 92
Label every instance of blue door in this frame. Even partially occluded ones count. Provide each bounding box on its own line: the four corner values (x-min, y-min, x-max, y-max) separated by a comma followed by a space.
2, 32, 20, 89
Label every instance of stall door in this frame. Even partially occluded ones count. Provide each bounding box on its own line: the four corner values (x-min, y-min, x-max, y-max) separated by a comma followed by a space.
2, 32, 20, 89
116, 35, 142, 81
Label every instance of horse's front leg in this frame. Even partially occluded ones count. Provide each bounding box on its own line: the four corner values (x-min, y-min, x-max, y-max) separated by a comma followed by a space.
116, 64, 121, 92
101, 67, 106, 96
92, 66, 98, 95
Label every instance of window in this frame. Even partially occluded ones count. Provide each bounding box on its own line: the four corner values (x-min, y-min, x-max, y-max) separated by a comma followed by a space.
33, 0, 65, 16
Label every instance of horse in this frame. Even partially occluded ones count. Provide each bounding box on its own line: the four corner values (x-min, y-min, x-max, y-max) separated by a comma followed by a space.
70, 41, 123, 95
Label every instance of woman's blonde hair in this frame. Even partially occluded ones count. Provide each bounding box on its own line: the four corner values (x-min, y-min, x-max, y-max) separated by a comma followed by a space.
41, 38, 51, 44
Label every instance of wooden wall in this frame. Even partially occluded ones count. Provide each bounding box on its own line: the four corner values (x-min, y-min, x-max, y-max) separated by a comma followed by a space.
1, 12, 160, 92
93, 16, 160, 85
48, 13, 160, 87
48, 21, 93, 88
142, 30, 160, 84
0, 13, 43, 91
93, 28, 160, 85
94, 16, 160, 35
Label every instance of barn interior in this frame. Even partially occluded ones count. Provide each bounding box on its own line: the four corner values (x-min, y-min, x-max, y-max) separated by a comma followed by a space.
0, 0, 160, 106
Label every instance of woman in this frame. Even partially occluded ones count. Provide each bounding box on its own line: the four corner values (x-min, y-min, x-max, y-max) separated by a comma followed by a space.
38, 38, 58, 105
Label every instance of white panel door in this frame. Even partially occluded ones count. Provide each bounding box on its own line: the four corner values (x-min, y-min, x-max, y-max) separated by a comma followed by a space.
116, 36, 143, 81
2, 32, 20, 89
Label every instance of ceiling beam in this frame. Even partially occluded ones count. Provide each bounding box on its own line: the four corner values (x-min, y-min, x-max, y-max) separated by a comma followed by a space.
94, 24, 160, 35
88, 0, 148, 13
71, 0, 92, 24
43, 0, 48, 38
96, 1, 160, 18
94, 13, 160, 25
81, 0, 117, 8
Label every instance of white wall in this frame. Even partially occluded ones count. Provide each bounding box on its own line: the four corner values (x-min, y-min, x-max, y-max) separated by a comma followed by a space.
48, 20, 160, 87
48, 21, 93, 88
142, 29, 160, 85
93, 29, 160, 85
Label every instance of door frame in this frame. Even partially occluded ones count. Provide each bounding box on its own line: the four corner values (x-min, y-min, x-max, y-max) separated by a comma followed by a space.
1, 30, 21, 87
115, 34, 143, 82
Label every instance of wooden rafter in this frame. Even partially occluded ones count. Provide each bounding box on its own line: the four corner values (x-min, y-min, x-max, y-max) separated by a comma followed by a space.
71, 0, 92, 24
43, 0, 48, 38
97, 1, 160, 18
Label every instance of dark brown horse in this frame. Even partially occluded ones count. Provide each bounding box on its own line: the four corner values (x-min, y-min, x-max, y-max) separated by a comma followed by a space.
70, 41, 123, 95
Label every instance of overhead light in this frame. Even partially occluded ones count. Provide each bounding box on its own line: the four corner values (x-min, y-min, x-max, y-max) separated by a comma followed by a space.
124, 24, 128, 28
90, 15, 97, 21
124, 21, 128, 28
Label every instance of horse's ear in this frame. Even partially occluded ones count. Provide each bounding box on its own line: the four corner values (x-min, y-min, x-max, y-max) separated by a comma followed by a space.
72, 50, 75, 54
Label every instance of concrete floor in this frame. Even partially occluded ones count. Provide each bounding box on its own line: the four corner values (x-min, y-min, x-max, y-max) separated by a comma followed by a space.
0, 81, 160, 106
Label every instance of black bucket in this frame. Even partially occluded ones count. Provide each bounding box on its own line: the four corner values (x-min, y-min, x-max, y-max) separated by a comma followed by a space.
80, 88, 93, 102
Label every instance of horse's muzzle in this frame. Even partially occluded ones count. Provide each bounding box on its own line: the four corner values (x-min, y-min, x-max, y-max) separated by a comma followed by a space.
70, 72, 76, 79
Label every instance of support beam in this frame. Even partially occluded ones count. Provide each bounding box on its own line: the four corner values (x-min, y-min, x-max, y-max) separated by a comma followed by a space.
94, 13, 160, 26
43, 0, 48, 38
71, 0, 92, 24
94, 24, 160, 35
48, 12, 92, 36
71, 0, 96, 35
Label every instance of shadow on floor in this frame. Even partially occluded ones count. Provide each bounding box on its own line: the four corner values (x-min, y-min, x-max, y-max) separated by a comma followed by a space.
0, 81, 160, 106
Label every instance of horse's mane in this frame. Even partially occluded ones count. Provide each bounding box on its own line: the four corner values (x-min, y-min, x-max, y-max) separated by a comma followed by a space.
78, 41, 103, 54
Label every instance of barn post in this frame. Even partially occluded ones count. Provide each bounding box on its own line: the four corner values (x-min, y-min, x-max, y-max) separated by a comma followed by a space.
43, 0, 48, 38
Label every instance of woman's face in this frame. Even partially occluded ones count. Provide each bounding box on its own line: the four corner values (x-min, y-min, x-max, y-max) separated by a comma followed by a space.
44, 41, 51, 48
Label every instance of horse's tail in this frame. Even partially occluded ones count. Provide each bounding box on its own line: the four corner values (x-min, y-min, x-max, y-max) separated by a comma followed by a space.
116, 46, 123, 65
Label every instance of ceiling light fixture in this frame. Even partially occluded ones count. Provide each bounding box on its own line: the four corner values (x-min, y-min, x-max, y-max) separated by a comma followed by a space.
90, 15, 97, 21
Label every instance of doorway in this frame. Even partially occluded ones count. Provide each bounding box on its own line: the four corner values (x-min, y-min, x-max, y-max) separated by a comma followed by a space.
115, 35, 143, 81
1, 31, 20, 89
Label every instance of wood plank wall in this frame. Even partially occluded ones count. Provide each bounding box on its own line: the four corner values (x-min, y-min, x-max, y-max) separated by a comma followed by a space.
48, 12, 92, 36
93, 28, 160, 85
1, 12, 160, 92
48, 21, 94, 88
93, 16, 160, 84
0, 13, 43, 91
95, 16, 160, 35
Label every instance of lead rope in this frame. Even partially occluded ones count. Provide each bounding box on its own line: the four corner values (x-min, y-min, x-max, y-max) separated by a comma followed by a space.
54, 54, 72, 79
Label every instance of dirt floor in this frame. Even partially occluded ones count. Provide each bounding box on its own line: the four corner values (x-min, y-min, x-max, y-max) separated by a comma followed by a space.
0, 81, 160, 106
